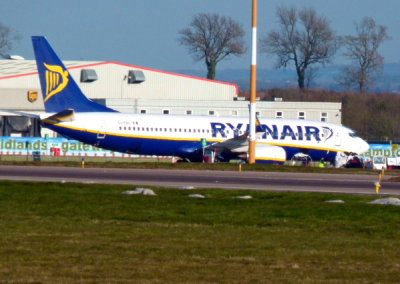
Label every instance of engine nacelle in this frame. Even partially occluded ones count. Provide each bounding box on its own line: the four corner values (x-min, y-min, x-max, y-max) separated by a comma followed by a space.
255, 144, 286, 164
335, 151, 349, 168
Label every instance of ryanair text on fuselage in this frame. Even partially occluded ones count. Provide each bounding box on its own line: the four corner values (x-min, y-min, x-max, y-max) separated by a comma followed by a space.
210, 122, 333, 141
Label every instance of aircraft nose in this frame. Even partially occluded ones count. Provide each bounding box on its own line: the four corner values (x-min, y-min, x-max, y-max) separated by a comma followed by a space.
358, 139, 370, 154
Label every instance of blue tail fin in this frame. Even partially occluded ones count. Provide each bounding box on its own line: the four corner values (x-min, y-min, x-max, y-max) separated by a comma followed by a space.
32, 36, 116, 113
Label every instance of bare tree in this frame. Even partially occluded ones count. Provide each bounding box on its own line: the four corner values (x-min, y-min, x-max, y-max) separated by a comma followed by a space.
338, 17, 390, 93
179, 13, 245, 80
0, 22, 20, 58
262, 7, 337, 89
305, 66, 318, 88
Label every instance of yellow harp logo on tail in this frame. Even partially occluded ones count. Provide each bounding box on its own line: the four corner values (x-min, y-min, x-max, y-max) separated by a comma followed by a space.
43, 63, 69, 102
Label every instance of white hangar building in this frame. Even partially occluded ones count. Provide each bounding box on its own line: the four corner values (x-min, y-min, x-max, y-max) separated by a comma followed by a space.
0, 59, 341, 137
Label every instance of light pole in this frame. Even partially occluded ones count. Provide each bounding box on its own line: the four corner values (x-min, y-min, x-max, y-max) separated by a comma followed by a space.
248, 0, 258, 164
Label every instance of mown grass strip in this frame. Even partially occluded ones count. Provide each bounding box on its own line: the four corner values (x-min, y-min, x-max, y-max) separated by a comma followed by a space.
0, 181, 400, 283
2, 157, 396, 176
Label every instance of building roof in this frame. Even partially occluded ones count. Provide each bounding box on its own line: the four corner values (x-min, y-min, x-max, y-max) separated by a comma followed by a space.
0, 60, 101, 78
0, 60, 239, 93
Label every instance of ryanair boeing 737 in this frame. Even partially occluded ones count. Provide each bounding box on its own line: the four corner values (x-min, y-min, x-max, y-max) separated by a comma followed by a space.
8, 36, 370, 165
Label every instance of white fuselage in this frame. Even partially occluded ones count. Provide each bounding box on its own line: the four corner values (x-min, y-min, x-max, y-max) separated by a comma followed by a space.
41, 112, 370, 163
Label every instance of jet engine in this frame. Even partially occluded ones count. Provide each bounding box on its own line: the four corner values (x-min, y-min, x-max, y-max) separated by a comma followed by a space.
254, 144, 286, 164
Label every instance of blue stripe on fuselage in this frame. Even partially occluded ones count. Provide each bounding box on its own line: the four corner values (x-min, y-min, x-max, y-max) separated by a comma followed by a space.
46, 124, 204, 158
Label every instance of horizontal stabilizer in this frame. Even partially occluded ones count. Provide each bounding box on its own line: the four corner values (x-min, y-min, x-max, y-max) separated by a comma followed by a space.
42, 109, 75, 124
0, 110, 40, 119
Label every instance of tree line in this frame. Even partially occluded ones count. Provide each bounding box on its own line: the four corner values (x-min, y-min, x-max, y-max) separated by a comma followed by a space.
179, 7, 390, 93
241, 88, 400, 141
0, 7, 390, 93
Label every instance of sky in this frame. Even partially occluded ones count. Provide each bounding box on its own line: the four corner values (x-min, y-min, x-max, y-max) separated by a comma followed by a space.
1, 0, 399, 74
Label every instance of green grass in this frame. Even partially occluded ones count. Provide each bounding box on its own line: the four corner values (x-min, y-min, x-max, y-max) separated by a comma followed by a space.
1, 181, 400, 283
2, 156, 397, 177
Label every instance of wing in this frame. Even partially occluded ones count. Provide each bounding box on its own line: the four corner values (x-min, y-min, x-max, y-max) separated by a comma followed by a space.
205, 132, 286, 164
206, 133, 249, 153
206, 128, 266, 153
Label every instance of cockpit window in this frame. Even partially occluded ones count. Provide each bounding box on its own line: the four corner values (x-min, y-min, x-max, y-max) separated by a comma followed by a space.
349, 132, 358, 138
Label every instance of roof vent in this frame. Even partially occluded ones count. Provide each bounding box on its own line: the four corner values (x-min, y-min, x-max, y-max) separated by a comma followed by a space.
8, 55, 25, 60
128, 70, 145, 84
80, 69, 98, 82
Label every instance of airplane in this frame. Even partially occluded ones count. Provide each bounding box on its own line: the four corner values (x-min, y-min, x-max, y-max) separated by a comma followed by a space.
7, 36, 370, 165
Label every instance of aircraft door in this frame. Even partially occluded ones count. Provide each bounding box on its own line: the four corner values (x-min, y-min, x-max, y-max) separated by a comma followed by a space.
97, 121, 106, 139
334, 130, 341, 146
